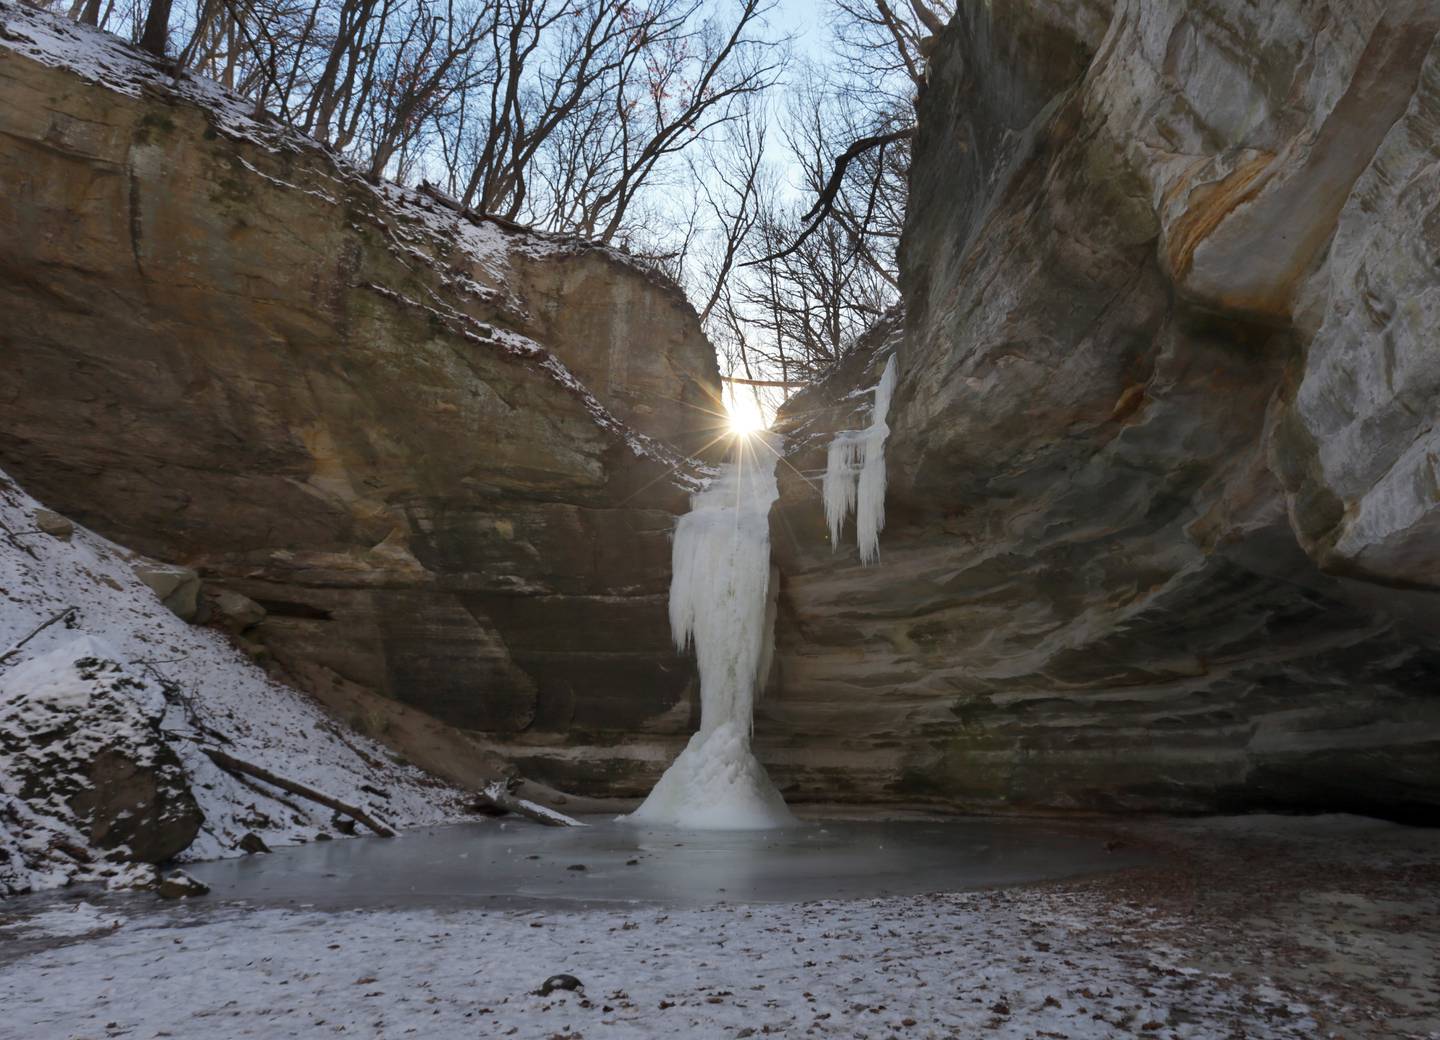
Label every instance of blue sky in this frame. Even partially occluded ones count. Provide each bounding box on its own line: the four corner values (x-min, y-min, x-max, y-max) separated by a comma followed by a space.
766, 0, 826, 56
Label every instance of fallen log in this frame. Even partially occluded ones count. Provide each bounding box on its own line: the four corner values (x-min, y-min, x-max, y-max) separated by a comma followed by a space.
477, 779, 586, 827
720, 375, 810, 388
0, 606, 78, 666
200, 747, 395, 837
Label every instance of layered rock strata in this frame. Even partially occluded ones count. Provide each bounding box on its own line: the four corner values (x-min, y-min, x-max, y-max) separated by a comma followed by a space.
0, 4, 720, 792
769, 0, 1440, 821
6, 2, 1440, 818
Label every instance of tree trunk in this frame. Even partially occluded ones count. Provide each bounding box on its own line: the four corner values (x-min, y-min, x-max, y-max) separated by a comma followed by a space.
139, 0, 173, 57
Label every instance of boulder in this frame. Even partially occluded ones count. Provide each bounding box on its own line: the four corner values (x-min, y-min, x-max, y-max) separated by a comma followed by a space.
32, 508, 73, 541
156, 870, 210, 898
238, 832, 271, 854
207, 587, 266, 634
132, 563, 202, 623
0, 637, 203, 865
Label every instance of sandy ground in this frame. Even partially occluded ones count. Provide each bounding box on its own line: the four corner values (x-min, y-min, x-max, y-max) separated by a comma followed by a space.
1, 814, 1436, 1040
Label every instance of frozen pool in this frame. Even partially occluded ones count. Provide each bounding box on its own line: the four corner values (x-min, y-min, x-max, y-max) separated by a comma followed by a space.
171, 815, 1144, 911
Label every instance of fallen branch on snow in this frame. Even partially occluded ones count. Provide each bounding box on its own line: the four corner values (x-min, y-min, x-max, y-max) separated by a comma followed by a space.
0, 516, 41, 561
477, 779, 586, 827
0, 606, 78, 667
200, 747, 396, 837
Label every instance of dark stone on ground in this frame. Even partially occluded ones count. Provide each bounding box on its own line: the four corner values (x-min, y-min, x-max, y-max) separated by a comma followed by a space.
238, 833, 271, 855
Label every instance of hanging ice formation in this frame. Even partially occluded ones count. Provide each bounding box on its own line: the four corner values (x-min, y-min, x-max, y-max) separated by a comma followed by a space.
626, 432, 796, 830
822, 354, 898, 564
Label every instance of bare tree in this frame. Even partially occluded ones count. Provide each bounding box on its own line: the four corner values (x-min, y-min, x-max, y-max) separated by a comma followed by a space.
46, 0, 954, 405
581, 0, 780, 242
693, 107, 766, 325
360, 1, 495, 181
452, 0, 651, 218
139, 0, 172, 54
744, 0, 950, 289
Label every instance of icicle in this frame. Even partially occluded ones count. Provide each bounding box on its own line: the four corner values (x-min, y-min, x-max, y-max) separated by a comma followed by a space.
822, 433, 862, 547
822, 354, 898, 564
627, 433, 795, 830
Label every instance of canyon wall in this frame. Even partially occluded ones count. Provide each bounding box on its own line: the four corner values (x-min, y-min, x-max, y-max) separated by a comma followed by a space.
0, 5, 718, 792
5, 1, 1440, 819
769, 0, 1440, 820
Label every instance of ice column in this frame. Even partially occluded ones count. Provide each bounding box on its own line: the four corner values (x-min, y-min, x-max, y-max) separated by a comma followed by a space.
627, 433, 795, 830
822, 354, 898, 564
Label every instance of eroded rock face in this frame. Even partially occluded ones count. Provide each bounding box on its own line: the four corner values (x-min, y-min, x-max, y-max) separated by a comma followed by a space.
0, 12, 719, 790
770, 0, 1440, 820
5, 2, 1438, 817
0, 639, 203, 864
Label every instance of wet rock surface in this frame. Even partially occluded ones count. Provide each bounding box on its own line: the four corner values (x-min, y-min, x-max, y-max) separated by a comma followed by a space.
769, 0, 1440, 819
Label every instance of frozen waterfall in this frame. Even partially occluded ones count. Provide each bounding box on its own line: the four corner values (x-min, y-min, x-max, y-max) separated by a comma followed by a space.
626, 432, 796, 830
823, 354, 898, 564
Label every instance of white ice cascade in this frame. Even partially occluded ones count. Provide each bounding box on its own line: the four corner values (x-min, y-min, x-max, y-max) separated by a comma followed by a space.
823, 354, 899, 564
626, 433, 796, 830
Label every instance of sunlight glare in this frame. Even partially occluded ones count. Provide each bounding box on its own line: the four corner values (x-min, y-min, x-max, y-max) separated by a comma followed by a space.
725, 390, 767, 437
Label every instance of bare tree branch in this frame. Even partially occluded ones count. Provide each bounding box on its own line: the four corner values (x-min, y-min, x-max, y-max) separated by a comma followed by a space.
743, 126, 910, 268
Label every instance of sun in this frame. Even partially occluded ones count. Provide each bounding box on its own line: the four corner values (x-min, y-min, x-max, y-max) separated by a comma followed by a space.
725, 394, 767, 437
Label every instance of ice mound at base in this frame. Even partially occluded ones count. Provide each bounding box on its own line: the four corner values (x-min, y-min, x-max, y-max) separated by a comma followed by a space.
627, 720, 794, 829
626, 433, 795, 830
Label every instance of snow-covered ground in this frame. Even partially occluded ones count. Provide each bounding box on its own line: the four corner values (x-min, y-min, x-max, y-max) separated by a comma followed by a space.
2, 814, 1436, 1040
0, 887, 1319, 1040
0, 467, 467, 894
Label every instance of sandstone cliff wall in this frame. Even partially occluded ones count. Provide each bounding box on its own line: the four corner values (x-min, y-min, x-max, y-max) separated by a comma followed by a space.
771, 0, 1440, 821
7, 1, 1440, 818
0, 4, 719, 793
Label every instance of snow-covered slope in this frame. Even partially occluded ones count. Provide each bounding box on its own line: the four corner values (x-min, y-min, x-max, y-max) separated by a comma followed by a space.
0, 468, 467, 895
